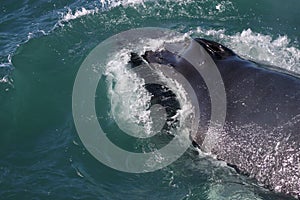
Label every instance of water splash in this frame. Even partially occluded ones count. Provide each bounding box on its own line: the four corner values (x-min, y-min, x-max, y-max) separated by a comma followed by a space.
102, 33, 194, 168
104, 49, 154, 137
195, 27, 300, 74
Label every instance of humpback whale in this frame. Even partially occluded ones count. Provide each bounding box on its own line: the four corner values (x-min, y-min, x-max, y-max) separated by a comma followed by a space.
130, 38, 300, 198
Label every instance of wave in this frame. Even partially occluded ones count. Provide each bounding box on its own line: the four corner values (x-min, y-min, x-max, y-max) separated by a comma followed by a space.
3, 0, 298, 71
58, 0, 236, 24
194, 27, 300, 74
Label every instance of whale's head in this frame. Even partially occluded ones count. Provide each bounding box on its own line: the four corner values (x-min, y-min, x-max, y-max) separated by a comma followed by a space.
129, 38, 225, 149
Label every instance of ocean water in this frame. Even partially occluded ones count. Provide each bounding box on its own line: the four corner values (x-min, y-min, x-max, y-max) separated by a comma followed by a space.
0, 0, 300, 199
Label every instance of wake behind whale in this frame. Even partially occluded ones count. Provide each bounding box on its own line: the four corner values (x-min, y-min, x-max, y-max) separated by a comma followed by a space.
130, 38, 300, 198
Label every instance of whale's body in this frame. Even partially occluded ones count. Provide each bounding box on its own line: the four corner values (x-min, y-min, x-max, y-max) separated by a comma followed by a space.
130, 38, 300, 198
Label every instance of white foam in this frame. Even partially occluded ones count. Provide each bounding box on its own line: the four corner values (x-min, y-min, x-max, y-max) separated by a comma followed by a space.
101, 0, 146, 8
215, 1, 233, 13
104, 49, 154, 137
103, 33, 194, 148
0, 54, 13, 68
207, 183, 263, 200
58, 0, 234, 24
59, 7, 99, 24
0, 75, 9, 83
195, 27, 300, 74
59, 0, 147, 24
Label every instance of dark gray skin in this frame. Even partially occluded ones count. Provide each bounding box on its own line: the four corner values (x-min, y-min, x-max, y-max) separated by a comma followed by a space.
130, 38, 300, 198
194, 39, 300, 199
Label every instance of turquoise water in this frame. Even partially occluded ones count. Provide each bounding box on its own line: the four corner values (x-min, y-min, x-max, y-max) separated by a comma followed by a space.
1, 0, 300, 199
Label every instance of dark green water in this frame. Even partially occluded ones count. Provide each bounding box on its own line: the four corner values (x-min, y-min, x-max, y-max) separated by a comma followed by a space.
0, 0, 299, 199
